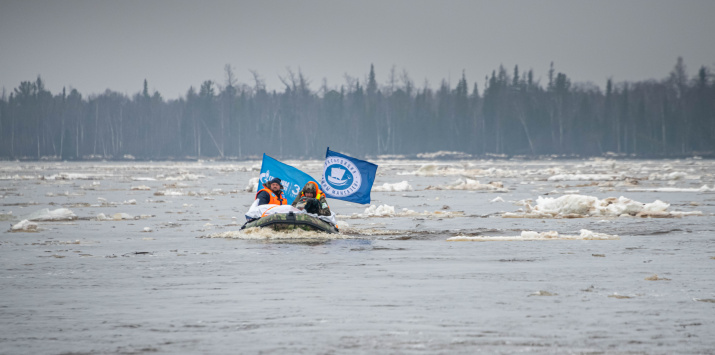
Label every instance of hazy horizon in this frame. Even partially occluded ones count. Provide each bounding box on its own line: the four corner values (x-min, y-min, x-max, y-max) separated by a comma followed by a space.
2, 0, 714, 99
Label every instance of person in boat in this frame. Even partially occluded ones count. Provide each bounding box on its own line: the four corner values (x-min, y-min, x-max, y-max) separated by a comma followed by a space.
255, 177, 287, 206
292, 181, 331, 216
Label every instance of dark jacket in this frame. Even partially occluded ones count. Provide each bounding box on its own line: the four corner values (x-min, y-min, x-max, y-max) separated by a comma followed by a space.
291, 182, 331, 216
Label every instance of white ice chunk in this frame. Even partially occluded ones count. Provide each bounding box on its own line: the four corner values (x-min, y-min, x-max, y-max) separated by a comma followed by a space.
547, 174, 624, 181
372, 181, 413, 192
505, 194, 701, 218
362, 204, 396, 217
11, 219, 38, 232
448, 229, 618, 241
648, 171, 687, 180
428, 178, 508, 192
245, 177, 260, 192
627, 185, 714, 193
25, 208, 76, 221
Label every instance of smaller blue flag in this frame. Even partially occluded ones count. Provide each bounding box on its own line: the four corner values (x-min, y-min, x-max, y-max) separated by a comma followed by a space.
321, 148, 378, 204
258, 154, 321, 204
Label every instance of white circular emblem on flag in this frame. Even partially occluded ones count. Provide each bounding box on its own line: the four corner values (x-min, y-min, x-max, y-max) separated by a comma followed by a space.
322, 156, 362, 197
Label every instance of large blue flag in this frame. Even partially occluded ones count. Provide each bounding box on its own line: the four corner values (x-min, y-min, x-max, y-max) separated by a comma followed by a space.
321, 148, 378, 204
258, 154, 321, 204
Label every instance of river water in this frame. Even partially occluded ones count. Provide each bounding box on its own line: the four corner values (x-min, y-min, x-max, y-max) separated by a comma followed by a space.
1, 158, 714, 354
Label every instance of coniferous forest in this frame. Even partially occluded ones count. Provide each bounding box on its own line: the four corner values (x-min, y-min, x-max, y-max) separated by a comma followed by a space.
1, 58, 713, 160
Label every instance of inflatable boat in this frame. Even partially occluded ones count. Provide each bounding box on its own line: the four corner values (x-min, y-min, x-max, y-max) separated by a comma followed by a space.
242, 201, 339, 234
242, 211, 339, 233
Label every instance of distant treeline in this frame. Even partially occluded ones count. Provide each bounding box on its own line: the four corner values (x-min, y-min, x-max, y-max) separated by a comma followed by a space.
1, 58, 713, 160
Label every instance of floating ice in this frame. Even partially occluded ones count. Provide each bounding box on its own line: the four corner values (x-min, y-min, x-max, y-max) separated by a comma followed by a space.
97, 213, 135, 221
25, 208, 76, 221
402, 163, 464, 176
416, 151, 471, 159
245, 177, 260, 192
361, 204, 396, 217
503, 194, 701, 218
131, 185, 151, 190
372, 181, 413, 192
427, 178, 508, 192
163, 173, 204, 181
11, 219, 39, 232
490, 197, 505, 203
447, 229, 619, 241
627, 185, 714, 193
342, 205, 463, 219
648, 172, 688, 180
0, 174, 38, 180
44, 173, 106, 180
547, 174, 624, 181
154, 189, 185, 196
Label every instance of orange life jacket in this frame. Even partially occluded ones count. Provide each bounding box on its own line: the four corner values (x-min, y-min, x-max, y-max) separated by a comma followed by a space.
255, 187, 286, 205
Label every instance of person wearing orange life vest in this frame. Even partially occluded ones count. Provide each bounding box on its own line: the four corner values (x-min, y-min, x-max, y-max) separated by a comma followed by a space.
255, 177, 287, 206
291, 181, 331, 216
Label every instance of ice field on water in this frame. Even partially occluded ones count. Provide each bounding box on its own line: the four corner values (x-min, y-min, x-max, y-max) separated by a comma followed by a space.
1, 157, 714, 354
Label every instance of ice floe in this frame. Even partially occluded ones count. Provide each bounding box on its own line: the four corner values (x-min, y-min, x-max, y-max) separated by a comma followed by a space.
11, 219, 39, 232
504, 194, 702, 218
43, 173, 108, 180
162, 173, 205, 181
245, 177, 260, 192
416, 151, 471, 159
426, 178, 508, 192
96, 212, 150, 221
547, 174, 624, 181
154, 188, 229, 197
341, 204, 464, 219
361, 204, 396, 217
648, 172, 688, 180
24, 208, 77, 221
627, 185, 714, 193
447, 229, 619, 241
372, 181, 413, 192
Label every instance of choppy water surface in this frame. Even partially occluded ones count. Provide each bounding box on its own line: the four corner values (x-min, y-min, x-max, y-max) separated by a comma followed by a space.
1, 158, 714, 354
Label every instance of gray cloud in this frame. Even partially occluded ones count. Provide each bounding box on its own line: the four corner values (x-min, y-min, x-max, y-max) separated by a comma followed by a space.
2, 0, 714, 98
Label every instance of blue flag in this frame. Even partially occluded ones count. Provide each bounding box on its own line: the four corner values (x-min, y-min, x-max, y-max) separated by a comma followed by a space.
258, 154, 321, 204
321, 148, 378, 204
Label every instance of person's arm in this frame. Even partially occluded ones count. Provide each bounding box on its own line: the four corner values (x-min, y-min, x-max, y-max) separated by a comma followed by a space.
291, 194, 301, 207
256, 190, 270, 205
318, 195, 331, 216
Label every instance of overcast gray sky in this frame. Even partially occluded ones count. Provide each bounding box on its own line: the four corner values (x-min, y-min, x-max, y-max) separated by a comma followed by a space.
1, 0, 714, 99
